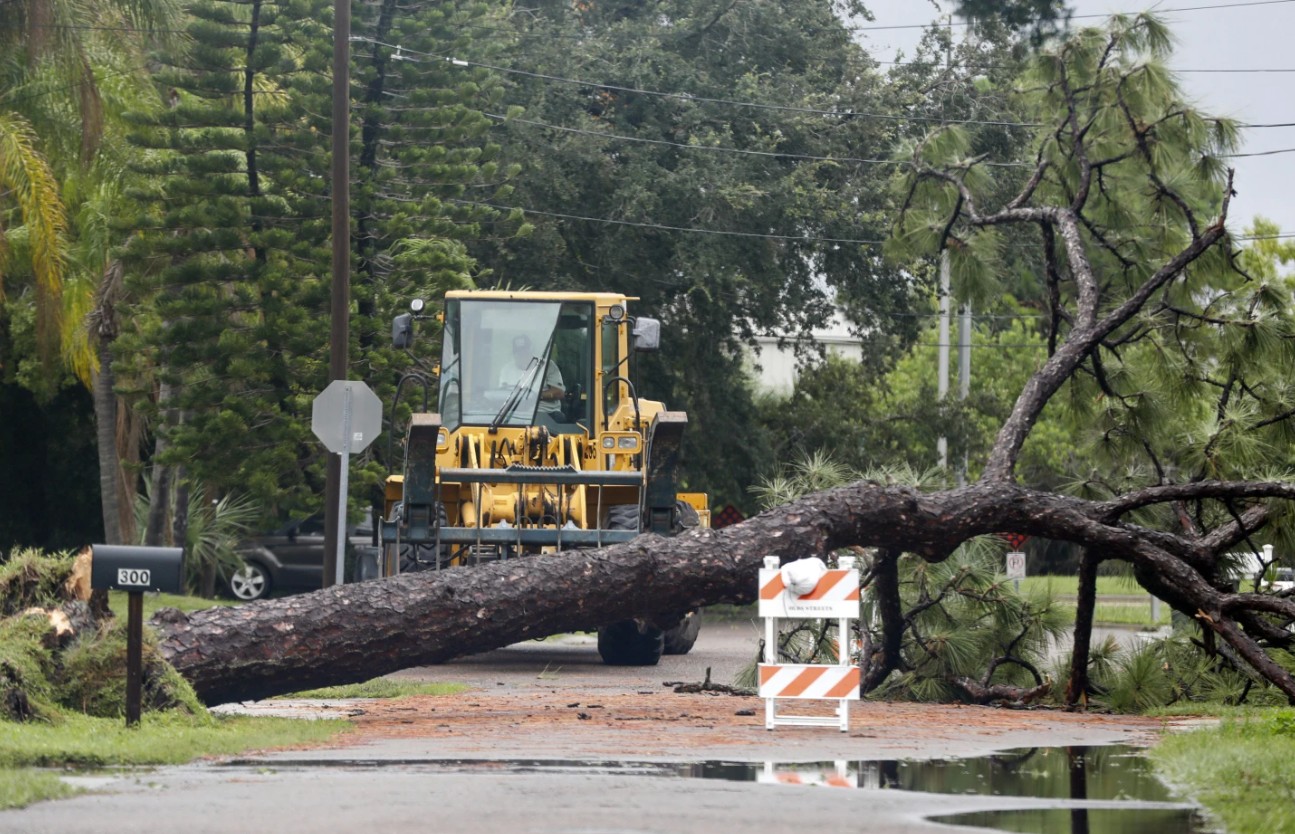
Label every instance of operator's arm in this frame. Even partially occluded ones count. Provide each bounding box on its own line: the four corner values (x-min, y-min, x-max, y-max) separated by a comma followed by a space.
540, 361, 565, 402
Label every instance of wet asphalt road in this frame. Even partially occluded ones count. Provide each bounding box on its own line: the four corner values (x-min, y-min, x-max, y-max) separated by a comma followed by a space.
0, 619, 1184, 834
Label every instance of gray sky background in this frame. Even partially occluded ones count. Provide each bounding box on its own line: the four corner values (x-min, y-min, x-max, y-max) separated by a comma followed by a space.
855, 0, 1295, 239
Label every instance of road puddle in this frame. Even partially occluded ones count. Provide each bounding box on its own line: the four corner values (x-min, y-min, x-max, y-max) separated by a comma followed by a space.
233, 745, 1169, 797
934, 807, 1209, 833
228, 744, 1205, 832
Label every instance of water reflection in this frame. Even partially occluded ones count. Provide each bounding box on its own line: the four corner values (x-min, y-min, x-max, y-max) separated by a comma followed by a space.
933, 807, 1209, 834
682, 745, 1177, 802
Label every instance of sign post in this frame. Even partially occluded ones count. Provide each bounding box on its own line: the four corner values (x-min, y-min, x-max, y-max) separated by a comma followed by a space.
90, 545, 184, 726
997, 533, 1031, 594
312, 381, 382, 586
1005, 551, 1027, 592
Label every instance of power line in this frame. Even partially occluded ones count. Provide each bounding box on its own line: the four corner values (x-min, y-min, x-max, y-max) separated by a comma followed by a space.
354, 37, 1043, 128
872, 57, 1295, 74
449, 198, 889, 245
1223, 146, 1295, 157
0, 64, 152, 107
483, 112, 1031, 168
454, 196, 1295, 246
851, 0, 1295, 31
445, 1, 1295, 45
356, 36, 1295, 132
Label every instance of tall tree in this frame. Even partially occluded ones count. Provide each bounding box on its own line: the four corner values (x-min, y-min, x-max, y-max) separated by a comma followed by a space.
118, 0, 517, 528
0, 0, 180, 547
462, 0, 969, 505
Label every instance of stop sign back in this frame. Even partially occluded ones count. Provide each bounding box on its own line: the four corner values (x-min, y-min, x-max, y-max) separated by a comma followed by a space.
312, 380, 382, 454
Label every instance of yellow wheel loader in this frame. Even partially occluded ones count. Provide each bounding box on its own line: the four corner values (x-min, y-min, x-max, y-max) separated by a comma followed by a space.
382, 290, 709, 665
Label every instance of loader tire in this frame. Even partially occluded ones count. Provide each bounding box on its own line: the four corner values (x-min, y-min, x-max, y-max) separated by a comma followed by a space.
659, 500, 703, 655
597, 619, 665, 666
597, 505, 664, 666
662, 609, 701, 655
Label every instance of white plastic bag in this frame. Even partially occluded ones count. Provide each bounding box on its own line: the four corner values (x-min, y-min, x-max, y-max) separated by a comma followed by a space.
780, 557, 827, 596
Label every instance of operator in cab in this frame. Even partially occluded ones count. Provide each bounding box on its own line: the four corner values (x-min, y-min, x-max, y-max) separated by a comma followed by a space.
500, 334, 565, 414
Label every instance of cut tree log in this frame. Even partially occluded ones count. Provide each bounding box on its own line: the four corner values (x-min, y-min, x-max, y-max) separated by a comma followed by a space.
154, 479, 1295, 706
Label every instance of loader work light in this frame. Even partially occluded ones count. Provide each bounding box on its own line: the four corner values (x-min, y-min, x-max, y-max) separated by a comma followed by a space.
599, 432, 641, 454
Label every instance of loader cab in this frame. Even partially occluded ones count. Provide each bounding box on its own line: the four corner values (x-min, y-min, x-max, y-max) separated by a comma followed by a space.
439, 297, 597, 434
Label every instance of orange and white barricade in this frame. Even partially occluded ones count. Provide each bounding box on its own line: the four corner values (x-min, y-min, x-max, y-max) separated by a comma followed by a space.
759, 555, 861, 732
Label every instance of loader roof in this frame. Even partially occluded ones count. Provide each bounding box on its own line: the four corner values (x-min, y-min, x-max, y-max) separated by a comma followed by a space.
445, 290, 639, 305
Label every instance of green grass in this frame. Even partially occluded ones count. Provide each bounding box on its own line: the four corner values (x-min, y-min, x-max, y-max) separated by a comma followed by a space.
1062, 601, 1172, 628
1151, 709, 1295, 834
0, 768, 77, 809
282, 680, 466, 699
0, 712, 345, 769
107, 590, 238, 620
1019, 575, 1145, 597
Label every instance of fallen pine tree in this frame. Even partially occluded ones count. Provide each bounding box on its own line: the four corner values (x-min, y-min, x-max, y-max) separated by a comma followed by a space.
152, 475, 1295, 706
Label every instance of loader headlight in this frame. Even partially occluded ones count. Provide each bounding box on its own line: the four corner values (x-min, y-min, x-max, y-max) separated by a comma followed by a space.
599, 432, 641, 454
436, 428, 450, 450
608, 304, 626, 322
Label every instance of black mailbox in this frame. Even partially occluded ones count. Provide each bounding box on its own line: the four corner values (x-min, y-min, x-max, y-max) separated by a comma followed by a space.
90, 545, 185, 594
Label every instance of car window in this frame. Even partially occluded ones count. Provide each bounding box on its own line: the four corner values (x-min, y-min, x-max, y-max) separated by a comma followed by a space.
296, 517, 326, 536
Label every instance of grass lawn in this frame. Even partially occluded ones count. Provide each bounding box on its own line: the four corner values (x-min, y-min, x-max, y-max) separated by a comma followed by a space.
1151, 709, 1295, 834
1019, 575, 1145, 597
0, 711, 347, 809
0, 768, 76, 810
0, 712, 345, 770
283, 679, 465, 699
107, 590, 238, 620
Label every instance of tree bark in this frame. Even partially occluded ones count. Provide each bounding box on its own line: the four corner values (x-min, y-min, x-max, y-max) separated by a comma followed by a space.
1065, 548, 1099, 707
144, 380, 175, 547
154, 479, 1295, 706
92, 341, 123, 545
861, 548, 904, 692
89, 260, 126, 545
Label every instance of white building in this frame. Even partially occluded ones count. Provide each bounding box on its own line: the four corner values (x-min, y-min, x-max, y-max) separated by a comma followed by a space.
747, 313, 864, 396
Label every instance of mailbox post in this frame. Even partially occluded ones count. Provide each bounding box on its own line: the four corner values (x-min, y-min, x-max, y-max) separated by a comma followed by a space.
90, 545, 184, 727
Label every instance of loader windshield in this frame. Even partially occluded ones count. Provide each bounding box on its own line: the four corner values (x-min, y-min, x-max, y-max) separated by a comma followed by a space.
439, 299, 593, 432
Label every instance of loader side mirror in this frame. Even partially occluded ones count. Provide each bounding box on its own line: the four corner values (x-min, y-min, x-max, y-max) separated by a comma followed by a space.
632, 317, 661, 352
392, 313, 414, 349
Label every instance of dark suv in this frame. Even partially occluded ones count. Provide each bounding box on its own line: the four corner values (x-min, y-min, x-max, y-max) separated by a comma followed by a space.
228, 515, 379, 600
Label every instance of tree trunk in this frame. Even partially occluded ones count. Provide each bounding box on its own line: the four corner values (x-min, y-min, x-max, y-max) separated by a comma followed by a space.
144, 382, 175, 547
154, 479, 1295, 706
1065, 549, 1099, 707
92, 340, 123, 545
861, 548, 904, 692
89, 259, 127, 545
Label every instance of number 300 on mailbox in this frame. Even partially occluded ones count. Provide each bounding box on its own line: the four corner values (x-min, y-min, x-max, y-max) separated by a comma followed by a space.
90, 545, 184, 594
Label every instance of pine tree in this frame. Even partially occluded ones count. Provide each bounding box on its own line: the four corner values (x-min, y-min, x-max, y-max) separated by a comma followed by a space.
118, 0, 516, 524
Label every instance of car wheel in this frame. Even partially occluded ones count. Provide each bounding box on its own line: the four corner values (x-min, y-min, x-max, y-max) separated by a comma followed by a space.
229, 562, 272, 601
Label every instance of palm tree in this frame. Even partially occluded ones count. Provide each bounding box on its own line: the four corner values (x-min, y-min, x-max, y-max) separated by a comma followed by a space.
0, 111, 67, 343
1, 0, 181, 541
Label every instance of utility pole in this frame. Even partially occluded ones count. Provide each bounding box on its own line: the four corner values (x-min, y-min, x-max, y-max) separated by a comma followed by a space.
323, 0, 351, 588
958, 302, 971, 486
937, 251, 950, 471
936, 16, 954, 475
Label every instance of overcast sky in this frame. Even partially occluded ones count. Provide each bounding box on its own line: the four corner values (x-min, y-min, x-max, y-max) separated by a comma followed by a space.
855, 0, 1295, 238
